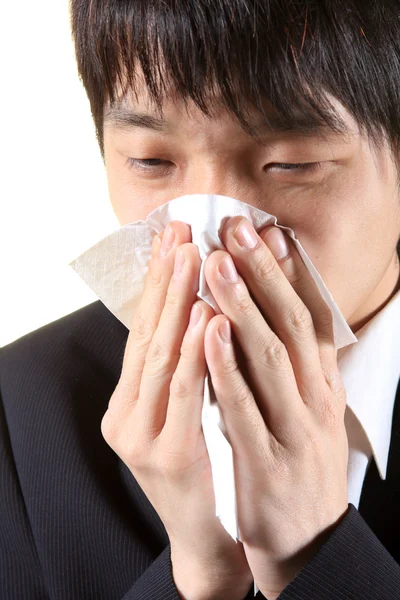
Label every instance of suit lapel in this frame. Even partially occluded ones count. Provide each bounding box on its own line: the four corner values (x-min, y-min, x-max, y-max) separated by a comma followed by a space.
358, 377, 400, 562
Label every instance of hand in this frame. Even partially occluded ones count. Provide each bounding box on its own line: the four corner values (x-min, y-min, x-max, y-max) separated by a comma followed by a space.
101, 221, 254, 600
203, 216, 350, 599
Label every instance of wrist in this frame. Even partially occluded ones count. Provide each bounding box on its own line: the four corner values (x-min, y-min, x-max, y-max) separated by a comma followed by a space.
173, 574, 254, 600
171, 551, 254, 600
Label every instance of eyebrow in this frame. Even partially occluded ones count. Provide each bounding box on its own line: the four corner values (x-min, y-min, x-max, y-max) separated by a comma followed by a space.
104, 106, 169, 132
104, 104, 342, 138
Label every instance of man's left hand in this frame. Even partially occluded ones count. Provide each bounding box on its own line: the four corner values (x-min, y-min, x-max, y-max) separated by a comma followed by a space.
203, 216, 350, 599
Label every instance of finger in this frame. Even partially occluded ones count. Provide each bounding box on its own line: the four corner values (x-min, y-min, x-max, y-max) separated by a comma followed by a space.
113, 221, 192, 414
204, 249, 305, 436
162, 300, 215, 449
220, 217, 338, 401
259, 225, 342, 393
204, 315, 273, 460
136, 242, 202, 436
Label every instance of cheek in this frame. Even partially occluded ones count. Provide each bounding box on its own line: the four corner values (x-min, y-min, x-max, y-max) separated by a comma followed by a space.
286, 165, 400, 319
104, 143, 173, 224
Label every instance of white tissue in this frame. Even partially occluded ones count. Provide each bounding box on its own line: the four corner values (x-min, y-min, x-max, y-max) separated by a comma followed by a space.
69, 194, 358, 595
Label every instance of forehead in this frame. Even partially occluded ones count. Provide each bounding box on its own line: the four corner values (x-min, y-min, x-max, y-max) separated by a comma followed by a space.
103, 60, 362, 136
104, 81, 358, 142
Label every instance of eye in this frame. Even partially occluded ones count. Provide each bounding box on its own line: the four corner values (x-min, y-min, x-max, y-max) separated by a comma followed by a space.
125, 158, 323, 176
127, 157, 171, 173
268, 162, 322, 173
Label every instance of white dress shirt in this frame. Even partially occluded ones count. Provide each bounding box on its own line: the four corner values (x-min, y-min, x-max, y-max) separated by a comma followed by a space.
337, 286, 400, 509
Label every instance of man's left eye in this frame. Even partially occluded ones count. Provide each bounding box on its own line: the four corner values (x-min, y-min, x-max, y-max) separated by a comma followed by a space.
268, 162, 322, 172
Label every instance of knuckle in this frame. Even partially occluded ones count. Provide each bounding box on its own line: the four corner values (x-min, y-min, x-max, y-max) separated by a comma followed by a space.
253, 253, 277, 283
231, 388, 254, 415
148, 264, 164, 289
154, 443, 196, 477
322, 404, 339, 433
150, 335, 169, 359
268, 435, 290, 472
285, 263, 303, 286
232, 290, 254, 316
131, 313, 153, 346
125, 437, 152, 470
286, 303, 313, 336
319, 390, 341, 432
220, 354, 240, 377
101, 398, 154, 470
260, 338, 288, 369
112, 380, 140, 413
299, 422, 320, 454
323, 365, 347, 398
147, 337, 180, 376
165, 288, 181, 309
180, 334, 198, 362
169, 371, 191, 400
100, 409, 118, 444
157, 459, 183, 479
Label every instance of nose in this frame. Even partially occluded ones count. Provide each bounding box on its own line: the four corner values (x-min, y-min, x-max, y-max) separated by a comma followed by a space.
180, 164, 262, 209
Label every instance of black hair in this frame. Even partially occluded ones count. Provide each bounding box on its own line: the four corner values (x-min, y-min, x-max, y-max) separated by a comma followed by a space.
70, 0, 400, 167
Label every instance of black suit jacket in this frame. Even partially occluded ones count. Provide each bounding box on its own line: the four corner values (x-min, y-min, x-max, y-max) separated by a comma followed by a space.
1, 300, 399, 599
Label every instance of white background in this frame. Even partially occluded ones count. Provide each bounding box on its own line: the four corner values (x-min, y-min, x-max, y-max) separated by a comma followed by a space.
1, 1, 119, 347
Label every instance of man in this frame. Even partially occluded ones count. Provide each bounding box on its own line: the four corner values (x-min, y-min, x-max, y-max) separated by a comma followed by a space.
1, 0, 400, 598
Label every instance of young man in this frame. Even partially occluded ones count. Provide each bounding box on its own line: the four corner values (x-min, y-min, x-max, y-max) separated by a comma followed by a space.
1, 1, 400, 598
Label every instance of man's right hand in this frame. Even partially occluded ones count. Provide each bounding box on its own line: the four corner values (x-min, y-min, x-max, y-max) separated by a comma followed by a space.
100, 221, 254, 600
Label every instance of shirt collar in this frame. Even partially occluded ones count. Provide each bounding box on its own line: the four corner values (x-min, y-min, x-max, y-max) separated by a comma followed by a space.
337, 286, 400, 480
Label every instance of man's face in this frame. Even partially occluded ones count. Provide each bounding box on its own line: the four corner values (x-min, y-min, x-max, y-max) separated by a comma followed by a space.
103, 85, 400, 333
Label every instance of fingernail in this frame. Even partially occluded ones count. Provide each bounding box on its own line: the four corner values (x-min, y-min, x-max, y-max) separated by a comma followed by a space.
218, 255, 239, 283
160, 224, 175, 256
173, 249, 185, 278
234, 219, 259, 250
189, 303, 202, 329
218, 320, 231, 343
264, 228, 290, 260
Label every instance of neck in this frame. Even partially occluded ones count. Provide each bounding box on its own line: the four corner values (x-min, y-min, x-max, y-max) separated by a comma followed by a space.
350, 250, 400, 335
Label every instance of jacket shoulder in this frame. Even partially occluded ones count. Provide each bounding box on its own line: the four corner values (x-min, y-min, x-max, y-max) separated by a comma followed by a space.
0, 300, 128, 399
3, 300, 114, 356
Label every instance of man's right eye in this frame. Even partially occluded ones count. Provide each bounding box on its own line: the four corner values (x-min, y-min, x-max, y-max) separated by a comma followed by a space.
127, 158, 170, 171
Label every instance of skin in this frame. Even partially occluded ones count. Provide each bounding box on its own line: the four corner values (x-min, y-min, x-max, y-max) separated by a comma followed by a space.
104, 87, 400, 333
101, 80, 400, 598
